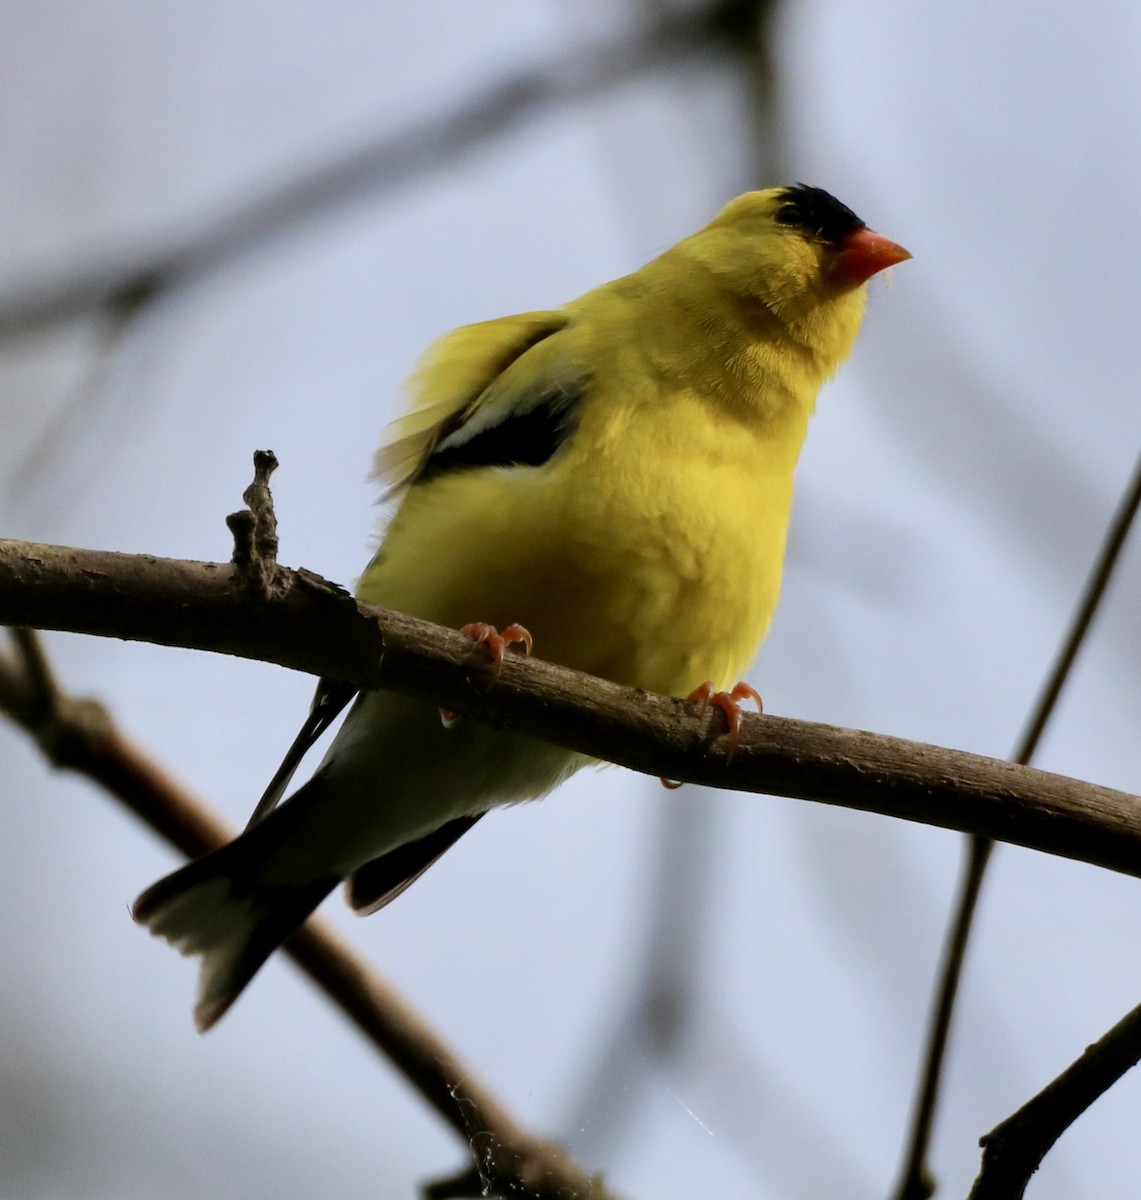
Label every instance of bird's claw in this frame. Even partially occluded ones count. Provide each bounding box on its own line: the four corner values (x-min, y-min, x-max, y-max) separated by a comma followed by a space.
660, 680, 762, 786
688, 680, 763, 754
459, 622, 534, 672
440, 622, 534, 726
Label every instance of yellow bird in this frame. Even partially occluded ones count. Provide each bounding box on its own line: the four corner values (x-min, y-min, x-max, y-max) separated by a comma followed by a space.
134, 185, 909, 1030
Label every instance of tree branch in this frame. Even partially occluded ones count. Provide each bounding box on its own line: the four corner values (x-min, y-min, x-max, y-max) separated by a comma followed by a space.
3, 536, 1141, 883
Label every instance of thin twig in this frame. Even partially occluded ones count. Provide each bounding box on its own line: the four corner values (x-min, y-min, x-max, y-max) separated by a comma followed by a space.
890, 835, 992, 1200
2, 626, 113, 766
9, 625, 59, 712
891, 449, 1141, 1200
968, 1000, 1141, 1200
0, 639, 613, 1200
226, 450, 282, 596
7, 282, 163, 499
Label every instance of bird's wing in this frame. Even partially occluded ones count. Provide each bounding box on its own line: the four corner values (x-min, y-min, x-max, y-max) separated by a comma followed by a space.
245, 678, 358, 828
373, 309, 572, 498
346, 813, 484, 914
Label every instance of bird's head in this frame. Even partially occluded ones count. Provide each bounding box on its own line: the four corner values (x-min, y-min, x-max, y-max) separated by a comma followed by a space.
686, 184, 910, 328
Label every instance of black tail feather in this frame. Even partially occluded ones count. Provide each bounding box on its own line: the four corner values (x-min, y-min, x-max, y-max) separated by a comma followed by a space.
134, 842, 337, 1031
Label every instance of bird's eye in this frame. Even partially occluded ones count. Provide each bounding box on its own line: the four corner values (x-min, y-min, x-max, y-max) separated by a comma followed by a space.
775, 203, 802, 226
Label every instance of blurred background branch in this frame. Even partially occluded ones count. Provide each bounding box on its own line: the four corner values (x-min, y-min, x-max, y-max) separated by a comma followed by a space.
0, 0, 773, 342
892, 449, 1141, 1200
0, 626, 616, 1200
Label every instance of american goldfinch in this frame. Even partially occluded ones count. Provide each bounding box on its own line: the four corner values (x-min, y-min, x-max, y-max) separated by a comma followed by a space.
134, 185, 909, 1030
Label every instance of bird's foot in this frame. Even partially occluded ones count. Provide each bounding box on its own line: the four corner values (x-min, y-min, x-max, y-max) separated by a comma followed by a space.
440, 622, 534, 726
459, 622, 534, 672
660, 680, 762, 784
688, 680, 763, 750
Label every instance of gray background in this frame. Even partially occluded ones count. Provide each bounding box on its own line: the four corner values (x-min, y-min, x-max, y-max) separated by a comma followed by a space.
2, 3, 1139, 1198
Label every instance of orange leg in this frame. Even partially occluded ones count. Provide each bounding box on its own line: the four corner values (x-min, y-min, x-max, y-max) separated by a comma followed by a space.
660, 679, 763, 786
440, 622, 534, 726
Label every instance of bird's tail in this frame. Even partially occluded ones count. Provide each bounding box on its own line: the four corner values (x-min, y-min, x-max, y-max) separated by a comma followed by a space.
133, 838, 337, 1032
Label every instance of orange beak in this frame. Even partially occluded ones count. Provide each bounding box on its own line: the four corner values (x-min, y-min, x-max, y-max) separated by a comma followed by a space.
828, 228, 911, 288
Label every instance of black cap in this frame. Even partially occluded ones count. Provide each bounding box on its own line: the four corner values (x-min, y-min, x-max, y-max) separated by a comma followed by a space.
774, 184, 866, 243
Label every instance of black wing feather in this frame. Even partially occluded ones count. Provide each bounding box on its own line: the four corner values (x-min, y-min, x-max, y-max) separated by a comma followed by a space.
246, 678, 357, 828
418, 377, 586, 485
347, 814, 484, 915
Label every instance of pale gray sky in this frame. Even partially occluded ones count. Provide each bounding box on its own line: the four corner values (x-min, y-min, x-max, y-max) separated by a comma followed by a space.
1, 3, 1139, 1198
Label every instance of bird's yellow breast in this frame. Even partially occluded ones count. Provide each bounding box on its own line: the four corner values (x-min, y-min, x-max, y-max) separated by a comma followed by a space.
361, 364, 808, 700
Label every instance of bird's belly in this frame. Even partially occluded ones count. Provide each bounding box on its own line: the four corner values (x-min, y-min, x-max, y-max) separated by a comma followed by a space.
554, 486, 787, 696
317, 430, 795, 869
300, 688, 588, 876
365, 451, 791, 701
